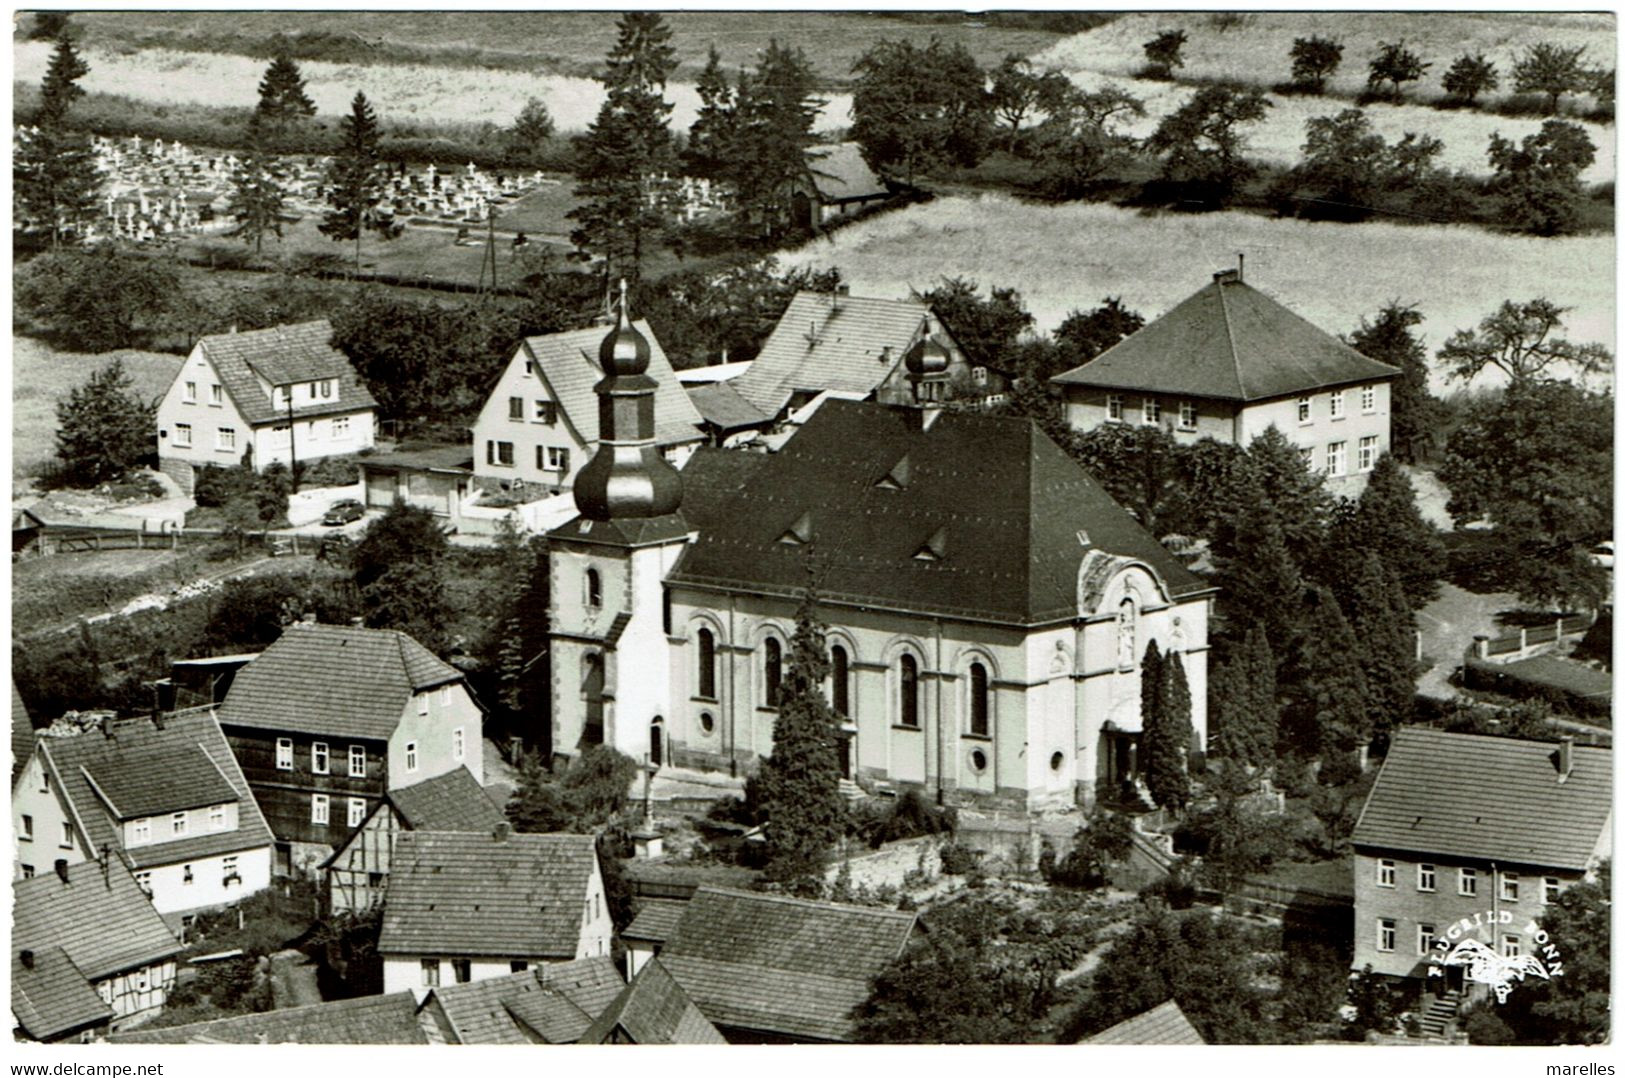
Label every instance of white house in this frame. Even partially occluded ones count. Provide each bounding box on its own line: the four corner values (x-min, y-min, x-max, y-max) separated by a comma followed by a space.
13, 711, 274, 918
155, 320, 377, 493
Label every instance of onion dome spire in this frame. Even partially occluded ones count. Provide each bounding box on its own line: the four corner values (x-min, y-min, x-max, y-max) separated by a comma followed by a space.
599, 278, 651, 376
906, 316, 951, 404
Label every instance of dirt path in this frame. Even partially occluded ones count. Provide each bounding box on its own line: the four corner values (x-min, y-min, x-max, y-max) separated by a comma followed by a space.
269, 949, 323, 1009
1415, 581, 1520, 700
19, 554, 281, 641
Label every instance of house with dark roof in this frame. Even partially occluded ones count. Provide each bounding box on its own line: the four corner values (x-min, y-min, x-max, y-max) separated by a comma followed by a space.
581, 957, 725, 1044
1351, 728, 1611, 1008
784, 142, 896, 232
215, 623, 484, 876
1082, 999, 1205, 1045
1052, 270, 1402, 490
470, 319, 704, 498
324, 765, 507, 914
155, 320, 377, 493
621, 897, 688, 979
13, 858, 185, 1035
12, 711, 274, 917
655, 886, 915, 1042
417, 955, 623, 1043
110, 991, 434, 1045
379, 827, 612, 997
728, 289, 1005, 422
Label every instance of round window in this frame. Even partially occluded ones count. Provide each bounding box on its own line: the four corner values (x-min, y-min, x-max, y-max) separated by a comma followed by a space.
969, 748, 988, 773
699, 711, 715, 736
1050, 751, 1064, 772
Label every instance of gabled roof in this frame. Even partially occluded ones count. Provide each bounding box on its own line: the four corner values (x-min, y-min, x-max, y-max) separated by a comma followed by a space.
380, 830, 598, 959
686, 380, 773, 432
426, 956, 622, 1044
12, 946, 112, 1041
665, 400, 1206, 626
13, 679, 35, 785
196, 320, 377, 426
674, 449, 771, 534
581, 957, 726, 1045
217, 623, 463, 740
659, 886, 916, 1042
13, 861, 183, 982
111, 991, 429, 1044
35, 711, 273, 869
621, 897, 688, 944
730, 291, 946, 417
388, 766, 507, 832
1085, 1000, 1205, 1045
1051, 274, 1402, 402
1352, 727, 1612, 871
516, 320, 704, 449
806, 142, 890, 203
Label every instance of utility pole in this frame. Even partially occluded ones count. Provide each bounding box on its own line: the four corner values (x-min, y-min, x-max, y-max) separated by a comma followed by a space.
286, 388, 299, 493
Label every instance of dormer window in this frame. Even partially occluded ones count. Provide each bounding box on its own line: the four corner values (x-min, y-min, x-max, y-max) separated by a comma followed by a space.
320, 379, 334, 399
209, 804, 227, 831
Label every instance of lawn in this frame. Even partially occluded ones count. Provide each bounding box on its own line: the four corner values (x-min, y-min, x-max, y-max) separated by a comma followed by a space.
776, 195, 1616, 370
12, 335, 184, 478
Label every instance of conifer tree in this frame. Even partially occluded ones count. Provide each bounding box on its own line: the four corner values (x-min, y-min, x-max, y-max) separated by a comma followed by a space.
732, 40, 824, 233
253, 46, 317, 144
1348, 304, 1444, 464
1241, 425, 1333, 566
1295, 589, 1373, 775
1349, 454, 1445, 607
1144, 649, 1194, 812
319, 91, 399, 270
228, 129, 287, 255
1344, 553, 1417, 739
684, 45, 736, 181
754, 581, 846, 893
1213, 490, 1307, 659
16, 32, 100, 247
1212, 627, 1278, 768
55, 359, 156, 486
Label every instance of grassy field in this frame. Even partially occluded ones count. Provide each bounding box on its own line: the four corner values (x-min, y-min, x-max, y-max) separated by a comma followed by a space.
1037, 12, 1614, 105
63, 11, 1065, 88
12, 336, 184, 478
777, 195, 1615, 375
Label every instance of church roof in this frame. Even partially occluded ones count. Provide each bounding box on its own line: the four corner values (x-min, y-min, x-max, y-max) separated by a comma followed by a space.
1051, 273, 1401, 402
665, 401, 1207, 626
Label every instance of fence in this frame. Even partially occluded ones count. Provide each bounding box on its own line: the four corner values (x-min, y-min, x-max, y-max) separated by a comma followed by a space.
1470, 614, 1594, 664
20, 523, 319, 559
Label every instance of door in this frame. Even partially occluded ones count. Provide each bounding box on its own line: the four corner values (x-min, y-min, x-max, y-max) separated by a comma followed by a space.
649, 719, 664, 768
836, 730, 853, 779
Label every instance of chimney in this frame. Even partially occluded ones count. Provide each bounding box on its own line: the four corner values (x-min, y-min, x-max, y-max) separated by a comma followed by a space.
493, 821, 511, 842
1212, 268, 1240, 285
54, 859, 69, 884
1237, 252, 1244, 281
19, 950, 34, 970
1558, 736, 1575, 782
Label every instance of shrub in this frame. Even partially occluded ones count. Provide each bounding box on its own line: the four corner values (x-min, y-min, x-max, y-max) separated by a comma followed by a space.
193, 463, 261, 508
849, 790, 957, 849
295, 454, 361, 488
938, 842, 984, 878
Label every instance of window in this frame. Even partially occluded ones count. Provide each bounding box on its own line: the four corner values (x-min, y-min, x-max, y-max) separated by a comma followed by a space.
182, 863, 194, 885
510, 960, 529, 974
1358, 435, 1379, 472
1329, 390, 1345, 419
697, 628, 717, 699
1297, 446, 1313, 469
1459, 867, 1478, 896
209, 804, 226, 831
972, 366, 988, 386
63, 822, 76, 848
487, 440, 514, 467
1361, 384, 1376, 412
134, 870, 150, 894
311, 794, 329, 826
1418, 923, 1436, 956
1326, 441, 1347, 477
1376, 859, 1396, 887
276, 738, 293, 770
217, 427, 236, 450
546, 446, 570, 472
1141, 398, 1161, 425
1377, 918, 1396, 953
1417, 863, 1436, 892
1297, 396, 1311, 423
312, 742, 329, 775
509, 396, 524, 421
131, 818, 150, 845
183, 380, 197, 403
320, 379, 333, 399
763, 638, 782, 709
699, 711, 716, 735
135, 968, 151, 993
534, 400, 556, 424
349, 745, 366, 778
1106, 394, 1124, 422
405, 742, 419, 773
20, 814, 33, 840
1116, 597, 1138, 671
830, 644, 850, 717
1503, 935, 1521, 958
174, 422, 192, 447
969, 662, 990, 737
21, 864, 34, 879
585, 568, 602, 609
1501, 872, 1520, 901
222, 856, 238, 884
210, 384, 223, 405
97, 982, 112, 1004
333, 415, 350, 438
1178, 400, 1197, 430
417, 692, 429, 716
453, 727, 465, 761
348, 797, 367, 828
1544, 876, 1562, 904
40, 772, 48, 794
899, 654, 920, 728
171, 812, 191, 837
421, 960, 440, 988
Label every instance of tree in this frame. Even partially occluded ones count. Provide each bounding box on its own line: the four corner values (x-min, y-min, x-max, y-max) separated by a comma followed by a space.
1485, 120, 1598, 235
506, 745, 640, 833
917, 277, 1032, 369
361, 561, 448, 653
54, 359, 156, 487
1145, 86, 1271, 204
1055, 297, 1144, 364
569, 12, 677, 283
15, 33, 100, 247
507, 97, 556, 165
1339, 454, 1445, 607
1347, 303, 1444, 464
252, 48, 316, 141
752, 583, 846, 892
1293, 589, 1373, 769
1366, 40, 1430, 101
731, 40, 824, 234
1513, 43, 1589, 114
683, 46, 736, 181
1341, 553, 1417, 739
1045, 807, 1135, 888
1293, 108, 1393, 217
15, 247, 181, 352
1438, 298, 1609, 385
1144, 649, 1193, 812
1515, 863, 1610, 1044
351, 501, 449, 592
1198, 759, 1290, 896
1442, 52, 1500, 104
227, 133, 287, 255
1212, 494, 1307, 657
989, 54, 1078, 151
1069, 423, 1187, 538
1142, 29, 1188, 79
319, 92, 400, 269
1028, 83, 1145, 199
1289, 35, 1344, 93
850, 38, 992, 183
1240, 425, 1333, 565
1210, 626, 1278, 767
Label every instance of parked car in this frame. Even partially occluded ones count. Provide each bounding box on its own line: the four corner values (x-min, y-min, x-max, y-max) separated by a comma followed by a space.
1588, 540, 1613, 570
323, 499, 365, 526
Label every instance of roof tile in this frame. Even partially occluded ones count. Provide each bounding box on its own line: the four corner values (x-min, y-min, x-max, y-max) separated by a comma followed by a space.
521, 321, 704, 449
197, 321, 377, 426
111, 992, 428, 1044
580, 957, 726, 1044
13, 860, 183, 982
12, 946, 112, 1041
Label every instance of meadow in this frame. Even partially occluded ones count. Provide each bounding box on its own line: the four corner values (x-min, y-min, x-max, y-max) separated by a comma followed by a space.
13, 336, 184, 478
1036, 12, 1615, 105
776, 195, 1616, 382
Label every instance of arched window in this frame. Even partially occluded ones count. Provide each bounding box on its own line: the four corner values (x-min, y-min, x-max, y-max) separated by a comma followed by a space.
581, 652, 604, 738
969, 662, 989, 737
696, 628, 716, 700
899, 654, 920, 728
585, 568, 602, 609
763, 638, 782, 709
1116, 597, 1137, 670
831, 645, 850, 717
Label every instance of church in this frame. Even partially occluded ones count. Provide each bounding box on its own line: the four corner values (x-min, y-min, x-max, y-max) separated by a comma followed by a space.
547, 288, 1214, 812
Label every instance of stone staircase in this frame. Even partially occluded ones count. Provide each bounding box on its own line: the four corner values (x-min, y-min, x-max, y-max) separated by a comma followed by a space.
838, 777, 866, 802
1419, 990, 1462, 1038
